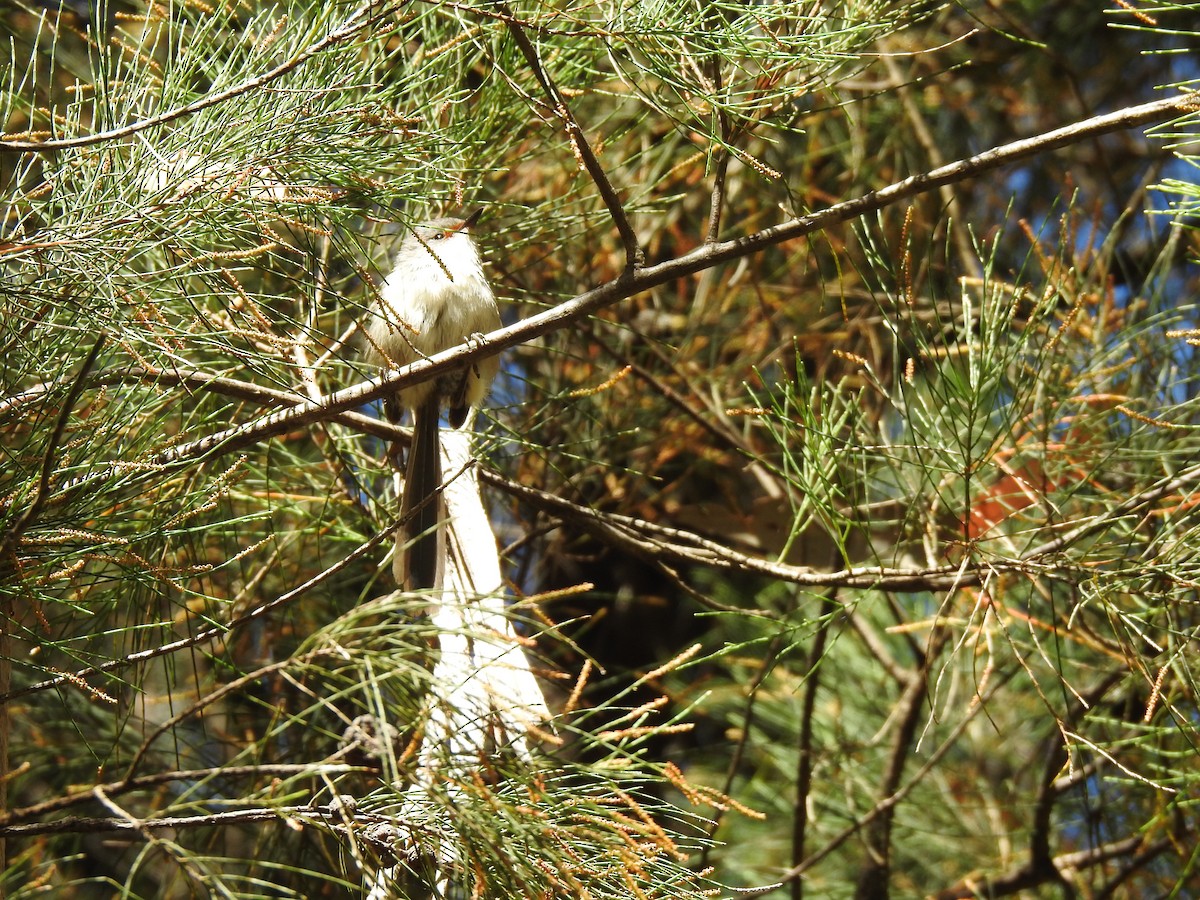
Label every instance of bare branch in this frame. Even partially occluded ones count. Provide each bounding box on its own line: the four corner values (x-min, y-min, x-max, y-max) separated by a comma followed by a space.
60, 92, 1190, 482
854, 627, 949, 900
704, 31, 731, 245
486, 471, 1067, 591
0, 804, 325, 837
0, 334, 105, 558
931, 836, 1174, 900
499, 4, 643, 269
792, 590, 841, 900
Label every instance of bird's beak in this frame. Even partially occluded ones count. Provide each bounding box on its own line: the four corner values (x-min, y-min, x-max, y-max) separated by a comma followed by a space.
458, 208, 483, 231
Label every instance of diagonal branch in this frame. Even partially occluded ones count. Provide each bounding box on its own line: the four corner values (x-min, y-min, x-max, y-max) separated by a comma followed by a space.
498, 3, 642, 269
23, 95, 1194, 549
2, 364, 406, 445
0, 334, 105, 558
94, 92, 1192, 477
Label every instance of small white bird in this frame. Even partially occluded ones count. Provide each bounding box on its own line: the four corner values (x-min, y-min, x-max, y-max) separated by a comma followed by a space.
366, 210, 501, 590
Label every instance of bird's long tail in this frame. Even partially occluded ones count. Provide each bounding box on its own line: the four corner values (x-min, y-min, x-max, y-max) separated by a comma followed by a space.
399, 397, 443, 591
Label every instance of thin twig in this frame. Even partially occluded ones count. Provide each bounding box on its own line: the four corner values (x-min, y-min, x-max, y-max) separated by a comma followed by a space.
292, 232, 375, 515
845, 610, 909, 685
0, 805, 316, 837
740, 668, 1018, 896
0, 3, 391, 154
792, 588, 840, 900
589, 326, 785, 500
92, 786, 208, 887
931, 836, 1173, 900
0, 365, 405, 444
0, 334, 106, 558
878, 49, 981, 280
597, 323, 788, 501
0, 764, 363, 827
929, 672, 1126, 899
854, 626, 949, 900
498, 3, 642, 269
704, 10, 731, 245
0, 511, 407, 705
700, 632, 785, 868
1094, 840, 1175, 899
122, 657, 306, 783
484, 471, 1070, 591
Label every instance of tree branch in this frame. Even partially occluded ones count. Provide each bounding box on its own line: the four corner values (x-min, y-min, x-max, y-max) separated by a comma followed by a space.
703, 19, 731, 245
792, 588, 841, 900
499, 4, 643, 269
854, 626, 949, 900
931, 836, 1173, 900
486, 471, 1067, 591
55, 92, 1188, 484
0, 334, 105, 558
930, 673, 1128, 899
2, 364, 407, 446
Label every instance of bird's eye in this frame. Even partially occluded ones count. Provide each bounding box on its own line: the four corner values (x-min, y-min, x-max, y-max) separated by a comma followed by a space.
430, 231, 445, 241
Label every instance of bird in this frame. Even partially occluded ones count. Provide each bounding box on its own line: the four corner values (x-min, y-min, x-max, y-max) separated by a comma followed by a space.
364, 210, 500, 590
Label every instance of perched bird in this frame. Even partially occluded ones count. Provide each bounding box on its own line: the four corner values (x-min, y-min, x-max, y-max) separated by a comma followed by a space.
365, 210, 500, 590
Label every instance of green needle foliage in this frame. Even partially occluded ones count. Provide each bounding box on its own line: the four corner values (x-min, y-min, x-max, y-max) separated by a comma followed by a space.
3, 0, 1200, 898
